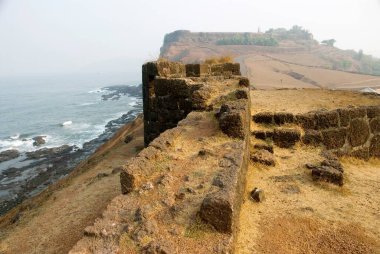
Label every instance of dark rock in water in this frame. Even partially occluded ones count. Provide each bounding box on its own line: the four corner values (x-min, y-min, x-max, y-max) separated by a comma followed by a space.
26, 145, 73, 160
0, 149, 20, 163
101, 84, 142, 101
32, 136, 46, 146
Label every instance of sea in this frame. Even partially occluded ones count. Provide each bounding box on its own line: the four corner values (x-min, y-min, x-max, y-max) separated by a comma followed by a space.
0, 72, 142, 214
0, 73, 140, 154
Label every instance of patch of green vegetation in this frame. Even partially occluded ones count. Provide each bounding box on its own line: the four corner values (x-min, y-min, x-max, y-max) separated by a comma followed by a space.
340, 60, 352, 70
184, 216, 215, 238
217, 34, 278, 46
265, 25, 313, 41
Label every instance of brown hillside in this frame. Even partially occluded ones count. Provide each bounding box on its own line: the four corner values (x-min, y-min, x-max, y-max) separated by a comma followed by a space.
161, 30, 380, 90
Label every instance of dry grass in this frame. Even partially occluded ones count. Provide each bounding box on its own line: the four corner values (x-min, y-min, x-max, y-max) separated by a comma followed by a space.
204, 55, 234, 65
256, 216, 378, 254
250, 89, 380, 114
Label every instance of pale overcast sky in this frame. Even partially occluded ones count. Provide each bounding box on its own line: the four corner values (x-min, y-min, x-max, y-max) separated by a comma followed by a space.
0, 0, 379, 78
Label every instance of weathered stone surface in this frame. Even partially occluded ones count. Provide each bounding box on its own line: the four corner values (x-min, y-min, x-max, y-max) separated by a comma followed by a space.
311, 166, 343, 186
321, 128, 347, 150
253, 143, 274, 153
273, 112, 294, 125
192, 86, 212, 110
0, 149, 20, 163
338, 108, 350, 127
235, 89, 248, 99
321, 159, 344, 173
370, 118, 380, 134
142, 241, 175, 254
238, 77, 250, 87
253, 112, 273, 124
314, 111, 339, 129
185, 64, 209, 77
366, 105, 380, 118
252, 130, 266, 140
218, 100, 248, 139
156, 61, 186, 78
250, 188, 265, 202
296, 113, 316, 129
200, 191, 233, 233
348, 107, 367, 119
349, 118, 370, 147
250, 150, 276, 166
273, 128, 301, 148
302, 129, 322, 146
210, 63, 241, 76
350, 148, 370, 160
120, 169, 137, 194
155, 78, 195, 97
370, 135, 380, 157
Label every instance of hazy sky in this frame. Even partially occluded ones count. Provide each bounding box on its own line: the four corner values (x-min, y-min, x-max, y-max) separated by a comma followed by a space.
0, 0, 379, 78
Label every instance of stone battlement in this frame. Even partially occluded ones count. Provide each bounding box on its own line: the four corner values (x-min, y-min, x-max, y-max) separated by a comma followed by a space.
70, 61, 251, 253
143, 60, 242, 146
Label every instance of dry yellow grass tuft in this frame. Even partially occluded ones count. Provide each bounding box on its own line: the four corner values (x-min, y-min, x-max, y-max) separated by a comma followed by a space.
204, 55, 234, 65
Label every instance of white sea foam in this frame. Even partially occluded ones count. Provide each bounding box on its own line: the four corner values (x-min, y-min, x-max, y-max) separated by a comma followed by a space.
88, 88, 106, 94
128, 101, 137, 107
62, 120, 73, 126
0, 137, 35, 153
10, 134, 20, 140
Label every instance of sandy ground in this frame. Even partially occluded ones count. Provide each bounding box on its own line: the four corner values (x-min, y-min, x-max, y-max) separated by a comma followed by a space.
250, 89, 380, 114
242, 54, 380, 90
236, 146, 380, 253
0, 117, 144, 254
235, 90, 380, 253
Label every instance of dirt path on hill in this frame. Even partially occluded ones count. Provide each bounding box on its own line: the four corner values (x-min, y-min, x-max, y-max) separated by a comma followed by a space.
0, 117, 144, 254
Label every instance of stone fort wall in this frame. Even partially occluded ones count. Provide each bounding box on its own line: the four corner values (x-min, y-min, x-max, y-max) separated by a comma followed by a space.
70, 61, 252, 253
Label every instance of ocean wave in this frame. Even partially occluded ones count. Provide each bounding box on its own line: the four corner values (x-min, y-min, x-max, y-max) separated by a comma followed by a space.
10, 134, 20, 140
0, 137, 35, 153
62, 120, 73, 126
128, 101, 138, 107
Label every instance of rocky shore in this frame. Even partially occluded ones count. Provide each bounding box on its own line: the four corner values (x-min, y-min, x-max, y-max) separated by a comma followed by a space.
0, 85, 142, 216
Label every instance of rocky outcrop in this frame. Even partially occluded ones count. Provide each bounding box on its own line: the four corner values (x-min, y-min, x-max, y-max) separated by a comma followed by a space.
0, 149, 20, 163
32, 136, 46, 146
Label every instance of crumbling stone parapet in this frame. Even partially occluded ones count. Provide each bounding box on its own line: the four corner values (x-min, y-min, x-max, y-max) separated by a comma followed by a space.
218, 100, 249, 139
